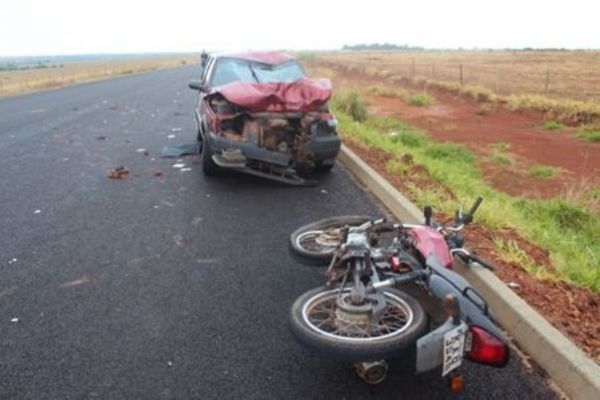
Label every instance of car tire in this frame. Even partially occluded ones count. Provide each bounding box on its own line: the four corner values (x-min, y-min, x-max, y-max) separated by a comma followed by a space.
200, 133, 218, 176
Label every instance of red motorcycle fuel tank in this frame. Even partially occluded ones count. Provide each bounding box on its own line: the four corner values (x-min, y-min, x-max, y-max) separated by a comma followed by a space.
408, 226, 454, 269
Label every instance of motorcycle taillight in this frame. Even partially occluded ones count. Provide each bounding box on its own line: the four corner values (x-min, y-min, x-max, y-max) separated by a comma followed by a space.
465, 326, 509, 367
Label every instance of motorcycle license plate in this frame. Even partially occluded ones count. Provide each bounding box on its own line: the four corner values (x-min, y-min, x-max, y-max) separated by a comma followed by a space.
442, 324, 467, 376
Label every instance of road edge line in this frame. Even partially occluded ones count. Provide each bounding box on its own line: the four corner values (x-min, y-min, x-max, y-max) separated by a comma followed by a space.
338, 144, 600, 400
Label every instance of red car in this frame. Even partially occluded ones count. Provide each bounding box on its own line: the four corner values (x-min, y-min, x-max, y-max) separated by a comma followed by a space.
188, 52, 341, 185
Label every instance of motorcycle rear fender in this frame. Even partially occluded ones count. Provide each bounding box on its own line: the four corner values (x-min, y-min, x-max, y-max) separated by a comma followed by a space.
426, 255, 507, 343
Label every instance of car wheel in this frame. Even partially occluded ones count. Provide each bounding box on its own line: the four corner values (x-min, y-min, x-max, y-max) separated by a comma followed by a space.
201, 133, 218, 176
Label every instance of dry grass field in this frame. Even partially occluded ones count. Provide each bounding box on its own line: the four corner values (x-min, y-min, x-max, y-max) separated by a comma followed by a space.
0, 56, 198, 97
313, 51, 600, 125
318, 51, 600, 101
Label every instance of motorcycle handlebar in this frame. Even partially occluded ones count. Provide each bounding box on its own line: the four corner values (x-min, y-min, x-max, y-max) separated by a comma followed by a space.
468, 196, 484, 217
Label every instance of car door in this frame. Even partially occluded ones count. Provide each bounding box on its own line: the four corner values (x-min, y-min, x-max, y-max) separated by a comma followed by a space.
197, 56, 217, 134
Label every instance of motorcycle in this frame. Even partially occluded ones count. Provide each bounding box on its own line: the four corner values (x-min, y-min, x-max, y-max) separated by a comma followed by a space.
288, 197, 509, 390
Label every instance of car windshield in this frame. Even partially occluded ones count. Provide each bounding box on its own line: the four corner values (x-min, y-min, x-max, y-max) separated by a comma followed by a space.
211, 58, 304, 87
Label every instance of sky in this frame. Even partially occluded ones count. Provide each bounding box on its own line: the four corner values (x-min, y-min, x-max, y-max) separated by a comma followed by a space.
1, 0, 598, 56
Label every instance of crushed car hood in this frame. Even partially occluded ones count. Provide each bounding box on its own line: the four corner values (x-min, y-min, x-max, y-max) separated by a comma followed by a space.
208, 78, 332, 112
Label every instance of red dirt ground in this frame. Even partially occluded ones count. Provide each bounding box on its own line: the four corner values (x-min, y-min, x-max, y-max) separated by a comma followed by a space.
328, 65, 600, 200
322, 63, 600, 364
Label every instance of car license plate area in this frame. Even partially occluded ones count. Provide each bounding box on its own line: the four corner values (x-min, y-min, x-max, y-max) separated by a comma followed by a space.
442, 324, 467, 376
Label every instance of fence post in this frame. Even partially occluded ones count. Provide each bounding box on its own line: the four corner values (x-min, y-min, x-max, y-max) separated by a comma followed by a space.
544, 69, 550, 94
459, 64, 464, 85
411, 58, 415, 77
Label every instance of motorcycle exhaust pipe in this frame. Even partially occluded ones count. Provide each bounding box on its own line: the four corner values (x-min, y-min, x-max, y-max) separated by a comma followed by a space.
354, 360, 388, 385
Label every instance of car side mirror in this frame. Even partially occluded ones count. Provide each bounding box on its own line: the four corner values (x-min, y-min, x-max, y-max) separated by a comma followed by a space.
188, 81, 205, 91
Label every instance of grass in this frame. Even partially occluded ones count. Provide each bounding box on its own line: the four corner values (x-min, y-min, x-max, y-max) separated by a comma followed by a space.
530, 164, 558, 179
407, 93, 433, 106
368, 85, 407, 98
332, 94, 600, 291
311, 51, 600, 125
580, 131, 600, 142
542, 120, 564, 131
332, 91, 369, 122
0, 56, 197, 97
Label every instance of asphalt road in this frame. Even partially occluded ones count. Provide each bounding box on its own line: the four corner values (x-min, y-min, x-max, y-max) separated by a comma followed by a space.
0, 66, 560, 399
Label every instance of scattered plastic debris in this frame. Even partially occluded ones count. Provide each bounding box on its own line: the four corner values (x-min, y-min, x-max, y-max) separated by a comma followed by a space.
34, 209, 41, 214
172, 163, 186, 169
167, 134, 176, 139
180, 168, 192, 172
161, 144, 199, 158
11, 318, 19, 323
173, 234, 184, 247
167, 361, 173, 367
108, 166, 129, 179
61, 277, 90, 287
136, 148, 149, 156
171, 127, 183, 132
30, 109, 46, 113
8, 258, 17, 264
507, 282, 520, 289
321, 189, 328, 194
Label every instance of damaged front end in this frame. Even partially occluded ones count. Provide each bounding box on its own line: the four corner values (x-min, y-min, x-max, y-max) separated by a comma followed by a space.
201, 80, 340, 185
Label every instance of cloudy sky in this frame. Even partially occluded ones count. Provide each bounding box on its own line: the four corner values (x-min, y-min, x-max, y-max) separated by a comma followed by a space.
1, 0, 598, 56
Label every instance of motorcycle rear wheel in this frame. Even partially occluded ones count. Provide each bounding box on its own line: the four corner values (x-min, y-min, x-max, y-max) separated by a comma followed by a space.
289, 286, 427, 361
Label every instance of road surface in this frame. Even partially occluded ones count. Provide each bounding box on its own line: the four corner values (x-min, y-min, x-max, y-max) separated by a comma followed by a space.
0, 67, 559, 399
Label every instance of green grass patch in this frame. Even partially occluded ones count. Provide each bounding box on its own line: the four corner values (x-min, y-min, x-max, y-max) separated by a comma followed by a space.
529, 164, 557, 179
488, 153, 514, 165
332, 91, 369, 122
406, 93, 432, 107
542, 120, 563, 131
579, 130, 600, 142
369, 85, 406, 98
333, 104, 600, 291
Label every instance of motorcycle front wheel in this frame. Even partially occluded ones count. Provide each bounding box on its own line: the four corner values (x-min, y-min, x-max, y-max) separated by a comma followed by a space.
289, 216, 371, 261
289, 286, 427, 361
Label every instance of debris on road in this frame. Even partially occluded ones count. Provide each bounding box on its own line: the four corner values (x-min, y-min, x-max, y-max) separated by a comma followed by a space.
167, 134, 176, 139
171, 127, 182, 132
321, 189, 328, 194
161, 144, 199, 158
10, 318, 19, 323
154, 171, 164, 178
172, 163, 186, 169
34, 209, 41, 214
61, 277, 90, 287
507, 282, 521, 289
108, 166, 130, 179
180, 168, 192, 172
7, 258, 17, 264
95, 135, 108, 141
136, 148, 149, 156
173, 234, 184, 247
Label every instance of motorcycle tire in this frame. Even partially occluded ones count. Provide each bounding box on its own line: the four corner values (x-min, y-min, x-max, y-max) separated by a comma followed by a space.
289, 286, 427, 361
289, 216, 371, 262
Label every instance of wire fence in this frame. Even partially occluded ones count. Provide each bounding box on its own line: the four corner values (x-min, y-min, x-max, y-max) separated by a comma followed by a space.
320, 54, 600, 103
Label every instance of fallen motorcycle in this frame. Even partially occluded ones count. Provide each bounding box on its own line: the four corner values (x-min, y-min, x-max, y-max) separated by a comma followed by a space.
288, 197, 509, 391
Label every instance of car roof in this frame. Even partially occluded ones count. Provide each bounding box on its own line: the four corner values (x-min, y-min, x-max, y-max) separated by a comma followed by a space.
216, 51, 295, 65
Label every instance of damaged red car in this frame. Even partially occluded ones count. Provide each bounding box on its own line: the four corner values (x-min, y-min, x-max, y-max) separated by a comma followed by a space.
188, 52, 341, 185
